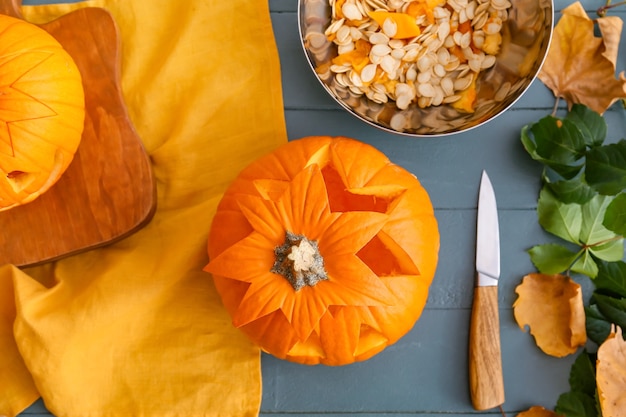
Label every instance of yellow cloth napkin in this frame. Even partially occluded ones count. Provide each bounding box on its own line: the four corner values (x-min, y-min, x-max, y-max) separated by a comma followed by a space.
0, 0, 287, 416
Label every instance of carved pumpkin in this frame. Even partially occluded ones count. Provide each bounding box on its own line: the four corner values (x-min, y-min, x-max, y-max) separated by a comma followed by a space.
206, 136, 439, 365
0, 14, 85, 211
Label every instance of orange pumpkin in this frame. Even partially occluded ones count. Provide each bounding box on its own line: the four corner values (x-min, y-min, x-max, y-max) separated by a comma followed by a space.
205, 136, 439, 365
0, 14, 85, 211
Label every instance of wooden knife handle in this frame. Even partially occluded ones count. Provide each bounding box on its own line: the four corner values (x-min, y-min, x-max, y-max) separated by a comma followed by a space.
469, 285, 505, 410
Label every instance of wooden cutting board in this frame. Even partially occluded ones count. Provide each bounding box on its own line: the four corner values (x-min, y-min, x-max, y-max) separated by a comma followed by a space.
0, 0, 156, 267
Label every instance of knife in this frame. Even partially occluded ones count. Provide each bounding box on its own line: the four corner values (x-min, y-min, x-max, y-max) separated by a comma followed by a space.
469, 170, 505, 411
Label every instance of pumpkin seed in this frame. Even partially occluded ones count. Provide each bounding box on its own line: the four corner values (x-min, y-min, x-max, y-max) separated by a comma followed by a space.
388, 39, 405, 49
418, 96, 433, 108
484, 21, 502, 35
382, 18, 398, 37
391, 47, 406, 60
491, 0, 512, 10
418, 82, 436, 97
380, 54, 399, 75
454, 74, 473, 91
390, 112, 409, 131
369, 32, 390, 44
338, 43, 356, 54
405, 65, 418, 81
336, 25, 352, 44
443, 94, 462, 103
481, 54, 496, 69
434, 63, 447, 78
417, 69, 432, 84
361, 63, 378, 83
402, 46, 421, 62
371, 43, 392, 56
396, 93, 413, 110
342, 2, 363, 21
325, 18, 345, 36
432, 86, 445, 106
441, 76, 454, 96
355, 0, 369, 15
365, 0, 389, 10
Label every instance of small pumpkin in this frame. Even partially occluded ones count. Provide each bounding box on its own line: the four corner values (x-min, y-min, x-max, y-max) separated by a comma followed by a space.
0, 14, 85, 211
205, 136, 439, 365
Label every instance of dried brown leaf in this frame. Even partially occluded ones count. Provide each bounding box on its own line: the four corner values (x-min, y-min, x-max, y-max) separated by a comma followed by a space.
538, 1, 626, 114
597, 325, 626, 417
513, 273, 586, 357
516, 405, 561, 417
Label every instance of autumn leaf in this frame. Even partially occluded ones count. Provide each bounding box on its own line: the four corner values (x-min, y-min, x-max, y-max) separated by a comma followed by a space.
516, 406, 560, 417
596, 325, 626, 417
538, 1, 626, 114
513, 273, 587, 357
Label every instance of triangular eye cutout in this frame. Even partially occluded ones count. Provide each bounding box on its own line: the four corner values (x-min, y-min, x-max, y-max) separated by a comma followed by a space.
5, 170, 36, 193
357, 230, 420, 277
321, 164, 390, 213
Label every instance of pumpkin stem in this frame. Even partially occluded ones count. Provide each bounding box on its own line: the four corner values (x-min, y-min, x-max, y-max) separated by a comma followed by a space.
272, 231, 328, 291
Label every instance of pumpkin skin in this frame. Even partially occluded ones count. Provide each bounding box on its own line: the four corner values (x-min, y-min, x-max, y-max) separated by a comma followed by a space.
0, 14, 85, 211
205, 136, 439, 365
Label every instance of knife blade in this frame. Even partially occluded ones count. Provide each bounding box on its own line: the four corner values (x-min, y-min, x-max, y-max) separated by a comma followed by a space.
469, 170, 505, 411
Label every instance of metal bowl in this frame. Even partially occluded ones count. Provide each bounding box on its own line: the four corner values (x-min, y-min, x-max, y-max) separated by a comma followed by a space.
298, 0, 553, 136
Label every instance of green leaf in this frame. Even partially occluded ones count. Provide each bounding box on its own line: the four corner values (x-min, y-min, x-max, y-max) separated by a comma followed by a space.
571, 250, 599, 278
589, 237, 625, 262
528, 244, 580, 274
595, 260, 626, 298
565, 104, 607, 148
521, 125, 569, 174
538, 186, 582, 244
585, 304, 613, 345
586, 139, 626, 195
593, 293, 626, 331
555, 391, 598, 417
580, 194, 617, 245
521, 117, 585, 179
568, 351, 596, 395
603, 192, 626, 235
546, 176, 597, 205
533, 117, 587, 163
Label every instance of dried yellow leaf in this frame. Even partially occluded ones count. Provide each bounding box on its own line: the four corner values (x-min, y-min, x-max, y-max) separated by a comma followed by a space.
516, 405, 561, 417
513, 273, 586, 357
538, 1, 626, 114
596, 325, 626, 417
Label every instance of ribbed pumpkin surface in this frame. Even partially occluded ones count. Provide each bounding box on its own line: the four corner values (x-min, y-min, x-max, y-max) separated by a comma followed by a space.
206, 136, 439, 365
0, 14, 85, 211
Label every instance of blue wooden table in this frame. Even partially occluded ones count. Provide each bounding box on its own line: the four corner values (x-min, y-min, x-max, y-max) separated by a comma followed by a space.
19, 0, 626, 416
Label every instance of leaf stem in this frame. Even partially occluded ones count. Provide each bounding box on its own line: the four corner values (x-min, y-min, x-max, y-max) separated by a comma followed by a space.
598, 0, 626, 16
582, 235, 624, 249
551, 97, 560, 117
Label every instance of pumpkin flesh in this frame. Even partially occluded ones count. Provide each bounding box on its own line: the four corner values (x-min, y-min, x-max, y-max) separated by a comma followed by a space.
0, 14, 85, 211
206, 136, 439, 365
